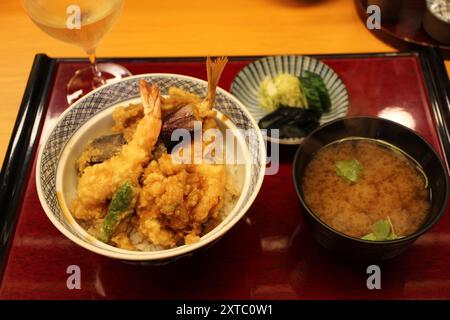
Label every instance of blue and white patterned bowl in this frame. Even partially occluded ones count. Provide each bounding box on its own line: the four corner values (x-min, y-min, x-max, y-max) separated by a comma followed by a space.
36, 73, 266, 263
230, 55, 349, 145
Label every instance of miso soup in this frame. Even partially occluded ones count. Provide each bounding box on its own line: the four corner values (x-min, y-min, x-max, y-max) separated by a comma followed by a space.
302, 138, 429, 240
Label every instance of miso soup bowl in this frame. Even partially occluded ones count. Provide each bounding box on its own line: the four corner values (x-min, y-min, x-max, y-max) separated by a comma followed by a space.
292, 116, 449, 261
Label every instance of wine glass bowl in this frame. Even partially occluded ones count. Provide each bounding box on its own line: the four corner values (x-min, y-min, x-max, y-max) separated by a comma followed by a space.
21, 0, 132, 104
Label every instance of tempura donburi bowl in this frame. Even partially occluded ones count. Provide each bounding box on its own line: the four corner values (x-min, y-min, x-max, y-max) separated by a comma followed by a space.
36, 73, 266, 263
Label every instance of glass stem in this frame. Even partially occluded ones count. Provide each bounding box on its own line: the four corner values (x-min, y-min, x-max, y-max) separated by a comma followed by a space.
88, 51, 106, 88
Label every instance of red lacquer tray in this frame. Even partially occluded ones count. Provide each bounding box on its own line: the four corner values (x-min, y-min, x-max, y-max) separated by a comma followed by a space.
0, 50, 449, 299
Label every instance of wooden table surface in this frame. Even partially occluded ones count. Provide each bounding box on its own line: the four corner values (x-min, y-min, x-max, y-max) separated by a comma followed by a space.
0, 0, 449, 167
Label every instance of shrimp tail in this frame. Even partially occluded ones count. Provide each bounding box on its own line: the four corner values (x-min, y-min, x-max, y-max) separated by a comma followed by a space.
206, 56, 228, 108
140, 80, 161, 118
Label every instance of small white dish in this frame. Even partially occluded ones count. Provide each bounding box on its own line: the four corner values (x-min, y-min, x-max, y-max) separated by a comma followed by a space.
230, 55, 349, 145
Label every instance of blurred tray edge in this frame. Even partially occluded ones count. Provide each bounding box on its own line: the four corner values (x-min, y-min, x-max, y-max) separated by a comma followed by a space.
418, 49, 450, 173
0, 54, 56, 281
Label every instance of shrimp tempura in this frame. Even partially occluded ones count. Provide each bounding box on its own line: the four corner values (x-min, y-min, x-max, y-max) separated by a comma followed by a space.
71, 81, 162, 221
194, 56, 228, 120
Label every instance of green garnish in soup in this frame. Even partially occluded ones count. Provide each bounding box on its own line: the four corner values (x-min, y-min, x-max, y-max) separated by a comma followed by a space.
362, 216, 403, 241
335, 159, 362, 183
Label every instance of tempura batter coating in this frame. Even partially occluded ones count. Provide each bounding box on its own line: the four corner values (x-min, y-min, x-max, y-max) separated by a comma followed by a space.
137, 153, 226, 248
71, 81, 162, 221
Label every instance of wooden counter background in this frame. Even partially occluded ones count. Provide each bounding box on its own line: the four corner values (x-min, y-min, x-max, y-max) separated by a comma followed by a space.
0, 0, 449, 167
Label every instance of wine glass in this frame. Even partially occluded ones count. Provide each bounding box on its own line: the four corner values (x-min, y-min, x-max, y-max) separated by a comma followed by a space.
21, 0, 132, 104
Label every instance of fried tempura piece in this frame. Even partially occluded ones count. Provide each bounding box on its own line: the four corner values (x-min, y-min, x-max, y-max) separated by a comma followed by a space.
112, 103, 144, 141
161, 87, 201, 111
76, 133, 126, 173
71, 81, 162, 221
193, 56, 228, 120
136, 153, 227, 248
191, 164, 226, 222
